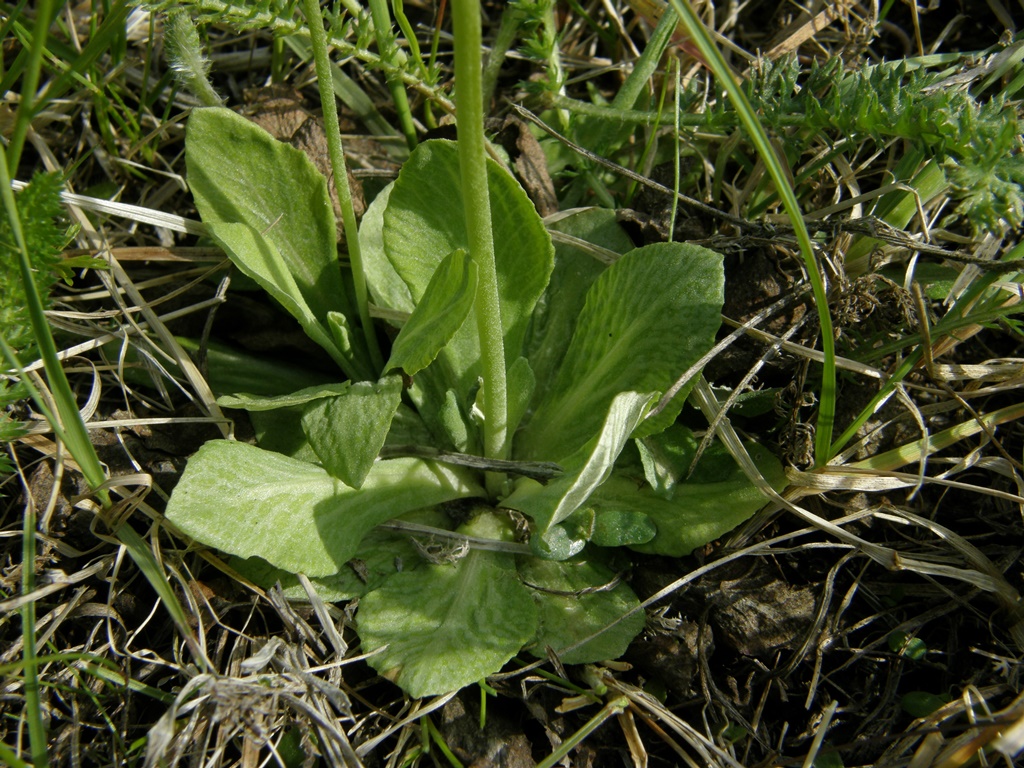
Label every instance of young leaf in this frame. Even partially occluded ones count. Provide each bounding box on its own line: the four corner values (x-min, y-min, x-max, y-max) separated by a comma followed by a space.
302, 375, 404, 489
516, 242, 724, 463
382, 139, 554, 397
520, 556, 645, 665
165, 441, 484, 577
438, 388, 472, 452
506, 356, 536, 440
502, 391, 655, 553
357, 512, 539, 697
327, 311, 372, 376
386, 249, 478, 376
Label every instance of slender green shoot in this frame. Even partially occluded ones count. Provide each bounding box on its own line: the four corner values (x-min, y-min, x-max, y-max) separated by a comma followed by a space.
391, 0, 432, 84
7, 0, 54, 172
424, 716, 466, 768
164, 9, 223, 107
19, 464, 47, 767
668, 0, 836, 467
304, 0, 385, 374
0, 741, 29, 768
367, 0, 418, 149
452, 0, 509, 493
668, 56, 682, 239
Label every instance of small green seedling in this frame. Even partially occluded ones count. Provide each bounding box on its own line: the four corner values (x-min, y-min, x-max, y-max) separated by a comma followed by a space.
165, 3, 784, 697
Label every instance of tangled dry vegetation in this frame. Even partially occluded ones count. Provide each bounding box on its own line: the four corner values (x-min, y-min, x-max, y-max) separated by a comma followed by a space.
3, 1, 1024, 766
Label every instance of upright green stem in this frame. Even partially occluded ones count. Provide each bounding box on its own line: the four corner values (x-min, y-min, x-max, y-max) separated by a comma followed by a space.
304, 0, 385, 374
668, 0, 836, 466
452, 0, 508, 494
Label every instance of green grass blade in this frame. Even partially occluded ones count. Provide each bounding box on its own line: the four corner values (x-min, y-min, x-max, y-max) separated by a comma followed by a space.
0, 145, 205, 672
6, 0, 56, 171
667, 0, 836, 466
0, 741, 30, 768
20, 467, 47, 766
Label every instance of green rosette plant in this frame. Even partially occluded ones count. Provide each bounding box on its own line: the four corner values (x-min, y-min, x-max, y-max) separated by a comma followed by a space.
165, 0, 785, 697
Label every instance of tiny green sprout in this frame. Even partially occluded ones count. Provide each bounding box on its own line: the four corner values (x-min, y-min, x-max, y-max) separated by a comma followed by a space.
888, 631, 929, 661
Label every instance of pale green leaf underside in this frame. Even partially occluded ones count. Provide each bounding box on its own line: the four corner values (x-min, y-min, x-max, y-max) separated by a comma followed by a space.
517, 242, 724, 463
520, 557, 645, 665
186, 107, 347, 325
502, 391, 654, 539
386, 249, 477, 376
230, 508, 452, 602
165, 441, 484, 577
302, 375, 403, 489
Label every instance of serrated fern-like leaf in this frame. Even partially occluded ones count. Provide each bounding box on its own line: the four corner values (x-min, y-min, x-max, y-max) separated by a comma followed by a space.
0, 172, 76, 356
742, 55, 1024, 233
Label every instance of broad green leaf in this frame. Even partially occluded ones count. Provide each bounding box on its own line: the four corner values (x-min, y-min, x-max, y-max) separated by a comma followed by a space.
218, 382, 351, 411
524, 207, 632, 408
383, 140, 553, 399
231, 508, 452, 601
502, 391, 654, 551
592, 440, 786, 557
357, 512, 539, 697
186, 107, 348, 323
519, 556, 645, 665
516, 242, 724, 463
358, 182, 415, 317
386, 249, 478, 376
302, 375, 403, 489
590, 509, 657, 547
165, 441, 484, 577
